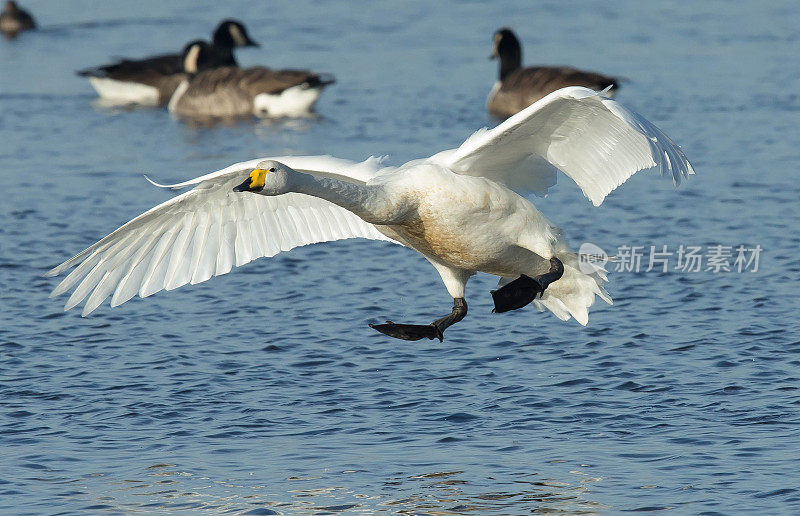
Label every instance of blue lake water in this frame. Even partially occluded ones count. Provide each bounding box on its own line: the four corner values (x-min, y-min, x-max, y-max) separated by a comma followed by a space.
1, 0, 799, 514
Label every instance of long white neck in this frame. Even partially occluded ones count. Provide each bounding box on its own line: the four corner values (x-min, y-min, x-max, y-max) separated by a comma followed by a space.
289, 172, 400, 225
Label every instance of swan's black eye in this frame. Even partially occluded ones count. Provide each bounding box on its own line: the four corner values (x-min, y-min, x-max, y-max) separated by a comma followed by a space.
269, 168, 275, 172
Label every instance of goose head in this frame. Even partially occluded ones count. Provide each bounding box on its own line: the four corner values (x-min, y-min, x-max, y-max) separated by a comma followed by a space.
490, 28, 521, 59
491, 27, 522, 79
213, 19, 259, 48
233, 160, 294, 195
181, 40, 227, 74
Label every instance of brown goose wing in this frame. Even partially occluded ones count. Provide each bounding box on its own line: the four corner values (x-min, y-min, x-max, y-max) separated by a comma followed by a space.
77, 53, 183, 80
16, 7, 34, 28
237, 68, 333, 96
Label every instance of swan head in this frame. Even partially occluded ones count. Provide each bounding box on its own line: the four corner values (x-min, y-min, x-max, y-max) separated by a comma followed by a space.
233, 160, 294, 195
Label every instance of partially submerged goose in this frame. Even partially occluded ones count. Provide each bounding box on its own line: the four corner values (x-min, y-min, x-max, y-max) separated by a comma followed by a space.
77, 19, 258, 105
47, 87, 692, 341
168, 41, 335, 118
487, 27, 620, 119
0, 1, 35, 38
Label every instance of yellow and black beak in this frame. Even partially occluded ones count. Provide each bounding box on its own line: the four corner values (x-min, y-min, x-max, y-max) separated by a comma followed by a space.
233, 168, 268, 192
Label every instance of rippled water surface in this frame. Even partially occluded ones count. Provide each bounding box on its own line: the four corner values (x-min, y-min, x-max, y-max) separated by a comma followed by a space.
2, 1, 800, 514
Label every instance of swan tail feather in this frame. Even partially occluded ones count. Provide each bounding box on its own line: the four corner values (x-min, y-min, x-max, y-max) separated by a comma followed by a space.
534, 251, 612, 326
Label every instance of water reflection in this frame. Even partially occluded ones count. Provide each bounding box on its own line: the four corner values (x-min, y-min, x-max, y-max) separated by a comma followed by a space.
91, 97, 159, 112
79, 464, 604, 514
88, 98, 322, 131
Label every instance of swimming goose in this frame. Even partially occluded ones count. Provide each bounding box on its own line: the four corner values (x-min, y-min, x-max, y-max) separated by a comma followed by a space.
168, 41, 335, 118
487, 28, 620, 119
0, 1, 35, 38
46, 87, 692, 341
77, 19, 258, 105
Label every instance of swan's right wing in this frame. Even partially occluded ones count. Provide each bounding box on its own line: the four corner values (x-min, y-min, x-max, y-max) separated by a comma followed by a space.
46, 157, 397, 316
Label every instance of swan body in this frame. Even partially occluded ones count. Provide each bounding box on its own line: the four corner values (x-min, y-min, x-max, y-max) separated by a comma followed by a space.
368, 163, 554, 281
47, 87, 693, 338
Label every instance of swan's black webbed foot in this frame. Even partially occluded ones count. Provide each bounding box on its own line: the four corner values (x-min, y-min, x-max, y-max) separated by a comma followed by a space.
370, 298, 467, 342
491, 257, 564, 313
369, 321, 442, 341
491, 275, 542, 313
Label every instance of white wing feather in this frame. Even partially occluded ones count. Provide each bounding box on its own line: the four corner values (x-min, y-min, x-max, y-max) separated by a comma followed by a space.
436, 86, 694, 206
146, 154, 388, 189
46, 156, 397, 316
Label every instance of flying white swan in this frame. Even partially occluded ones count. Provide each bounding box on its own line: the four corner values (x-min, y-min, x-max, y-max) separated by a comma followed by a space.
46, 87, 693, 341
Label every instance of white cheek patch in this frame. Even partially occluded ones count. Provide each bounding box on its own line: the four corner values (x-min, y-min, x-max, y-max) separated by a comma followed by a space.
184, 44, 200, 74
230, 25, 246, 46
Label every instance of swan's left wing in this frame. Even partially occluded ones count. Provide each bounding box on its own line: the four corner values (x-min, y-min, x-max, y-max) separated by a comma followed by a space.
436, 86, 693, 206
46, 156, 397, 316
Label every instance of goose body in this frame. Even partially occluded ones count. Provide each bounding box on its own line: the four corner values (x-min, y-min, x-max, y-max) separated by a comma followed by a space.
0, 1, 35, 38
77, 20, 258, 105
169, 42, 334, 118
47, 87, 692, 339
488, 28, 619, 119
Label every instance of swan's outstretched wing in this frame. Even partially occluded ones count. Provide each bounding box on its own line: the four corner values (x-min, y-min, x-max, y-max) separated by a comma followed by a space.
437, 86, 693, 206
46, 156, 396, 316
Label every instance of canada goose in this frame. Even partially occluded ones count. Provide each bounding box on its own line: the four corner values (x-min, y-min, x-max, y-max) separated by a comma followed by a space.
77, 19, 258, 105
46, 87, 692, 340
0, 1, 35, 38
487, 27, 620, 119
168, 40, 335, 119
